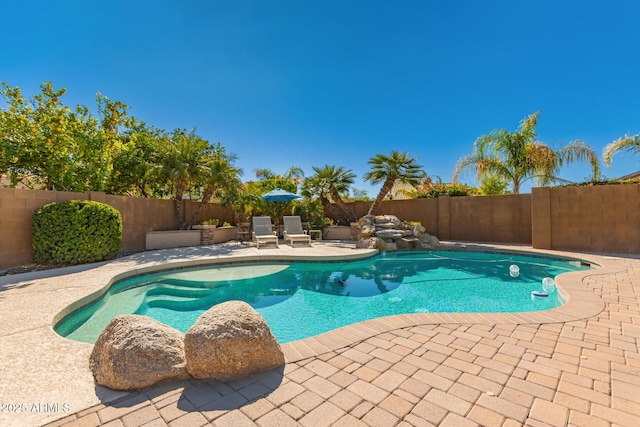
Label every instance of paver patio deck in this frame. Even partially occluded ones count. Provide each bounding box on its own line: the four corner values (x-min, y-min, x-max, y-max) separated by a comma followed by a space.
1, 241, 638, 426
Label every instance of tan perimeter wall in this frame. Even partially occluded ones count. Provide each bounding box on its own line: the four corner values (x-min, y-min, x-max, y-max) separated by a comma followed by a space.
1, 184, 638, 268
341, 195, 532, 244
532, 184, 640, 254
0, 188, 233, 269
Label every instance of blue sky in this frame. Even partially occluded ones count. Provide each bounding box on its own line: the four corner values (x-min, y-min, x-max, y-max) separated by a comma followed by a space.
3, 1, 639, 195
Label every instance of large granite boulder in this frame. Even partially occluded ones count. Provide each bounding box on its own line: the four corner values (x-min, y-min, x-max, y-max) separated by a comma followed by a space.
375, 229, 404, 240
396, 237, 422, 250
90, 315, 187, 391
420, 233, 440, 248
375, 215, 402, 227
185, 301, 284, 381
360, 224, 376, 238
356, 236, 387, 250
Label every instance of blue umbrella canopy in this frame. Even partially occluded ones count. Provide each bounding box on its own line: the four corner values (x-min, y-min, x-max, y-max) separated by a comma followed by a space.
261, 188, 302, 202
262, 188, 302, 237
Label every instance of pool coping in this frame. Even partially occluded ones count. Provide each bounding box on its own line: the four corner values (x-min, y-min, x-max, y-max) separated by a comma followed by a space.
0, 241, 631, 426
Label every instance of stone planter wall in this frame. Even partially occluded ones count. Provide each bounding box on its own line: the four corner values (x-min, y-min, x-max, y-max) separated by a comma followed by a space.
194, 226, 238, 245
323, 226, 354, 240
145, 230, 201, 250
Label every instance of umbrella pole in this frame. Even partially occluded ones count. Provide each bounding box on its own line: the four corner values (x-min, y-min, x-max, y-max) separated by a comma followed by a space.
277, 203, 282, 238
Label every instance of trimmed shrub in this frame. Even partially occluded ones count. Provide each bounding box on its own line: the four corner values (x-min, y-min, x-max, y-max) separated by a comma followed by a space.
32, 200, 122, 265
557, 178, 640, 187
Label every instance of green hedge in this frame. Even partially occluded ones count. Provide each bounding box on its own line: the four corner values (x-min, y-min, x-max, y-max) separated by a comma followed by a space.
32, 200, 122, 265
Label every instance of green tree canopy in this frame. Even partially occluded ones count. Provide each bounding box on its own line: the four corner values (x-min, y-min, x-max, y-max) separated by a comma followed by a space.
0, 81, 133, 191
253, 167, 304, 193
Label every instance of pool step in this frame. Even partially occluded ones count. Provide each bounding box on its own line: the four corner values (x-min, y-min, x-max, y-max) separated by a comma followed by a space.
147, 284, 212, 298
145, 291, 225, 311
159, 278, 228, 289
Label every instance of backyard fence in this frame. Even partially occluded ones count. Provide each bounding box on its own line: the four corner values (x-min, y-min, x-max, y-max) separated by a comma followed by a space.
0, 189, 233, 269
1, 184, 638, 269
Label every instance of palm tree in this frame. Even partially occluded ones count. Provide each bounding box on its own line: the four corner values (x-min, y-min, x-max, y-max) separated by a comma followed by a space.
364, 151, 424, 216
220, 184, 263, 224
452, 111, 600, 194
302, 165, 356, 225
186, 143, 242, 229
603, 134, 640, 167
301, 174, 343, 223
155, 129, 209, 229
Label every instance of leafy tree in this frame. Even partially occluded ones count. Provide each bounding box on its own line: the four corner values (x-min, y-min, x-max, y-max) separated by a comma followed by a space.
350, 188, 370, 201
80, 92, 131, 191
478, 174, 509, 195
109, 120, 165, 197
253, 166, 304, 193
364, 151, 424, 216
603, 133, 640, 167
452, 111, 600, 194
394, 174, 442, 199
1, 82, 80, 190
302, 165, 356, 225
291, 199, 330, 229
0, 82, 134, 192
405, 175, 476, 198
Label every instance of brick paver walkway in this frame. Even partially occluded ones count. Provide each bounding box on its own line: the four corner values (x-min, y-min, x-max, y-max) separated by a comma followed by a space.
45, 255, 640, 427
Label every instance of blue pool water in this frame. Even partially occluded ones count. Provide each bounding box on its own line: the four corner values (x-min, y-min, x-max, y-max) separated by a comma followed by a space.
55, 251, 588, 344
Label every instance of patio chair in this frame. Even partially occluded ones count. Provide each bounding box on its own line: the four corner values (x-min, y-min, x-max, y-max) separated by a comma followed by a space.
252, 216, 278, 248
283, 216, 312, 247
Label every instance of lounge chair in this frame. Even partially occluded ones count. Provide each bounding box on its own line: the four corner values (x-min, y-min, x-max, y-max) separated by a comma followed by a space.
283, 216, 312, 247
252, 216, 278, 248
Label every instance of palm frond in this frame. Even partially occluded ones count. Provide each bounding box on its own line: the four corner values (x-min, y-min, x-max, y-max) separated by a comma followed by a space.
559, 140, 601, 180
603, 134, 640, 166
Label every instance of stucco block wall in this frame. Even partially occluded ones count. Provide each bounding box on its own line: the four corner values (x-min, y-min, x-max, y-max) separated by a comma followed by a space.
1, 184, 638, 269
532, 184, 640, 254
0, 188, 94, 268
0, 189, 233, 269
448, 194, 531, 243
342, 195, 531, 244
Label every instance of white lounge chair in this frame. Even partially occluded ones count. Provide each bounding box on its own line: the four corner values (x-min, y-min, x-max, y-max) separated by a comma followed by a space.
283, 216, 312, 247
252, 216, 278, 248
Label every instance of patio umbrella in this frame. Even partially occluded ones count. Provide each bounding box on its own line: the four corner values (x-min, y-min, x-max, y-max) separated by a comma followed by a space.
262, 188, 302, 237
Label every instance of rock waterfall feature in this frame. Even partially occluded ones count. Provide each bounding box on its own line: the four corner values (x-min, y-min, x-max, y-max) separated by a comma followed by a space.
356, 214, 440, 251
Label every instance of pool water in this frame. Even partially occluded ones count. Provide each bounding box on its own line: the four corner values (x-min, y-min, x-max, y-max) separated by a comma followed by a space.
55, 251, 588, 344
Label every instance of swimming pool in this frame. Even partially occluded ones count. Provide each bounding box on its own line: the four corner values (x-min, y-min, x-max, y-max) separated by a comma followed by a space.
55, 250, 589, 344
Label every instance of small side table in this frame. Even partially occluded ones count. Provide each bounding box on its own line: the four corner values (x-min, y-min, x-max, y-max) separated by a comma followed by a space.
308, 229, 322, 240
